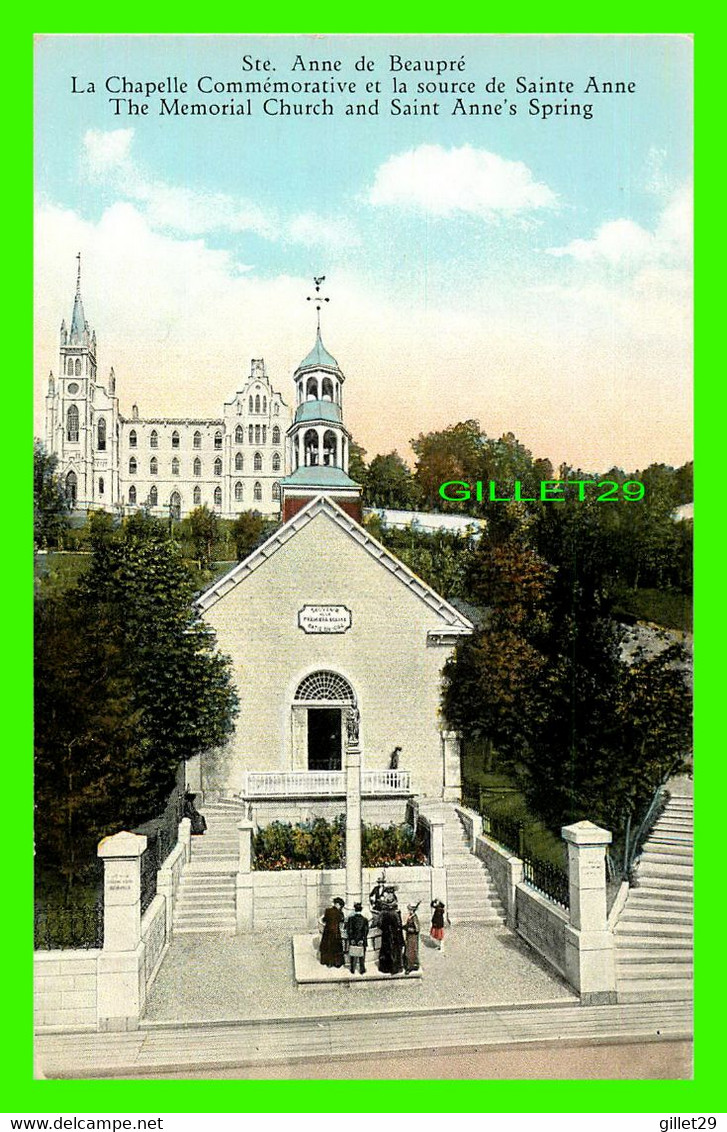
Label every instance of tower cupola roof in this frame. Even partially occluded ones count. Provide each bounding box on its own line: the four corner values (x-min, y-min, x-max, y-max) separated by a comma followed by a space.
296, 329, 339, 373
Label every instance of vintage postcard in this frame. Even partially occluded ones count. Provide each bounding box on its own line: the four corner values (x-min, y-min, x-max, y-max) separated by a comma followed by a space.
32, 33, 693, 1090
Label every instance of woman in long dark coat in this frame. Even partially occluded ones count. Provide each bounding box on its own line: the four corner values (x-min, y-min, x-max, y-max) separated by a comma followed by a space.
403, 903, 421, 973
319, 898, 346, 968
378, 899, 404, 975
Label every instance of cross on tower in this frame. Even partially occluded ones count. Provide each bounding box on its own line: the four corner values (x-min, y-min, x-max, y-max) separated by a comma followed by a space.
307, 275, 330, 334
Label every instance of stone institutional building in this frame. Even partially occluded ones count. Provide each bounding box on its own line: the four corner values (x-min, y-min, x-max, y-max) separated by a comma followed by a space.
44, 260, 293, 519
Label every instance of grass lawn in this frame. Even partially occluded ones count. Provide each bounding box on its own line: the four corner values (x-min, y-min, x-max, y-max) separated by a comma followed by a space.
613, 586, 692, 632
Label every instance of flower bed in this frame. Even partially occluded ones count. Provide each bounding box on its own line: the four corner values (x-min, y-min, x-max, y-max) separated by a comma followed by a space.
253, 815, 426, 870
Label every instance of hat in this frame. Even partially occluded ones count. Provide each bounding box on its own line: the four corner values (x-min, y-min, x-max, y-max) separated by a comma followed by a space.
333, 897, 345, 908
354, 902, 363, 911
407, 903, 417, 911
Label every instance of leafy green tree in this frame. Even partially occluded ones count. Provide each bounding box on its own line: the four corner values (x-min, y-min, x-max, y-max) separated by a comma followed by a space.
347, 439, 368, 485
230, 510, 267, 561
364, 452, 419, 509
35, 513, 238, 891
34, 440, 70, 548
186, 505, 220, 570
412, 420, 485, 510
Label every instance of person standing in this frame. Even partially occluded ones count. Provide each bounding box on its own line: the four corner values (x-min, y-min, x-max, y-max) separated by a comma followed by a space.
345, 902, 369, 975
403, 902, 421, 973
319, 897, 346, 968
430, 898, 449, 953
378, 893, 404, 975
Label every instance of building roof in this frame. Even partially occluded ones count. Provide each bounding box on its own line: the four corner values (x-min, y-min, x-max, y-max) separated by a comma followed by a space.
296, 330, 339, 372
367, 508, 486, 538
197, 494, 474, 634
293, 400, 343, 426
278, 465, 360, 490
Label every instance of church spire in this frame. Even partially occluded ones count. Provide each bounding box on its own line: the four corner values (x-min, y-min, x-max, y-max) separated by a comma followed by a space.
69, 252, 89, 346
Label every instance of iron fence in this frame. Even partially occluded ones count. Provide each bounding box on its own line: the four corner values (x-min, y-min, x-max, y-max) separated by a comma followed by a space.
34, 900, 103, 950
522, 854, 570, 910
481, 811, 525, 857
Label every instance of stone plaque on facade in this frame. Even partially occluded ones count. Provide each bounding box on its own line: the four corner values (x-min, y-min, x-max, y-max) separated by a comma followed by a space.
298, 605, 352, 634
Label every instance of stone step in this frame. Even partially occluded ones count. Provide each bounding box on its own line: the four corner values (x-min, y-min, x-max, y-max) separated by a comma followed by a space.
619, 907, 692, 925
641, 842, 692, 859
616, 947, 693, 966
635, 874, 692, 892
617, 980, 692, 1003
173, 924, 237, 935
626, 891, 692, 908
638, 860, 693, 878
615, 933, 692, 951
615, 920, 692, 940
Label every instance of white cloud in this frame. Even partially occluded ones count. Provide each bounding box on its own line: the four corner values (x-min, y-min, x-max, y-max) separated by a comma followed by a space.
80, 128, 356, 250
368, 144, 557, 219
547, 184, 692, 269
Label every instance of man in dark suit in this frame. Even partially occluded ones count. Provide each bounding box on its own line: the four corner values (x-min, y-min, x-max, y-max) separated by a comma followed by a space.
345, 902, 369, 974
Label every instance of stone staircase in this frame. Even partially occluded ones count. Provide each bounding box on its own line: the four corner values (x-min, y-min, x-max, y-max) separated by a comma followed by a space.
614, 785, 693, 1003
172, 800, 244, 935
437, 806, 506, 924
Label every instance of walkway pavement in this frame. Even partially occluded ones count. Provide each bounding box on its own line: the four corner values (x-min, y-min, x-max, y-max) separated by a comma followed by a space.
142, 923, 575, 1024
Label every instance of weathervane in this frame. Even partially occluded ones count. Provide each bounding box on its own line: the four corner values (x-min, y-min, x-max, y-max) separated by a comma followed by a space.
307, 275, 330, 334
76, 251, 82, 293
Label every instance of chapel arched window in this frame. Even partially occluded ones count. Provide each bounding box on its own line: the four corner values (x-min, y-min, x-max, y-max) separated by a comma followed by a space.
255, 425, 261, 444
235, 425, 244, 444
272, 426, 281, 445
272, 481, 280, 501
249, 396, 254, 413
213, 486, 222, 507
150, 457, 158, 475
97, 417, 106, 451
170, 492, 181, 520
214, 430, 223, 450
65, 470, 77, 506
214, 457, 222, 476
66, 405, 79, 443
150, 430, 158, 448
74, 358, 81, 376
193, 486, 201, 505
171, 457, 180, 476
255, 395, 260, 413
128, 486, 137, 505
235, 481, 243, 502
235, 453, 243, 471
254, 452, 262, 472
149, 485, 158, 507
254, 481, 262, 502
248, 425, 253, 444
193, 431, 202, 449
171, 430, 180, 448
272, 452, 281, 472
129, 457, 137, 475
129, 429, 137, 448
193, 457, 201, 477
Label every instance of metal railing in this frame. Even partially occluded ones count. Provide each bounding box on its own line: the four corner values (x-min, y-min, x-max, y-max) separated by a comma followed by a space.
522, 854, 570, 910
242, 769, 411, 797
34, 900, 104, 950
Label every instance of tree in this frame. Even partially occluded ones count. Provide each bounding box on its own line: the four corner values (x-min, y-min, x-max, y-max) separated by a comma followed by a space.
411, 420, 485, 510
34, 440, 69, 548
35, 513, 239, 891
230, 510, 267, 561
364, 452, 418, 509
187, 505, 220, 570
347, 439, 368, 485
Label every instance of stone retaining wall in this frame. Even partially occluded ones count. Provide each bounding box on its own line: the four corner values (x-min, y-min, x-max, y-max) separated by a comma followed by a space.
249, 798, 408, 827
514, 884, 569, 978
34, 950, 101, 1032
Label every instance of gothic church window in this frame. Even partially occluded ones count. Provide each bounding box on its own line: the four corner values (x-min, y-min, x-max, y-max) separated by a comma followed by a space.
170, 492, 181, 520
263, 426, 267, 444
272, 426, 281, 445
214, 458, 222, 476
193, 431, 202, 449
129, 430, 137, 448
213, 486, 222, 506
75, 359, 81, 376
255, 395, 260, 413
193, 486, 201, 505
263, 396, 267, 413
248, 425, 253, 444
254, 452, 262, 472
255, 425, 261, 444
149, 486, 158, 506
171, 430, 180, 448
235, 481, 243, 502
254, 481, 262, 502
249, 396, 253, 413
193, 457, 202, 477
235, 425, 244, 444
214, 430, 223, 449
98, 477, 104, 495
67, 358, 74, 375
272, 481, 280, 501
66, 405, 79, 443
172, 458, 180, 476
235, 453, 243, 471
129, 457, 137, 475
150, 457, 158, 475
272, 452, 281, 472
129, 486, 136, 505
65, 470, 77, 506
150, 430, 158, 448
97, 418, 106, 451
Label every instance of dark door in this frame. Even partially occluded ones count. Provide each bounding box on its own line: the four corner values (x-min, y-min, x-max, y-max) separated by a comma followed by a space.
307, 708, 342, 770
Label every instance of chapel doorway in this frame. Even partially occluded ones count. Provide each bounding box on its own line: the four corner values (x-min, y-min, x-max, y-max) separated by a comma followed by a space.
307, 708, 342, 771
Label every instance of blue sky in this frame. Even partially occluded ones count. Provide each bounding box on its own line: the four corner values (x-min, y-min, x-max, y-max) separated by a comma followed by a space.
34, 34, 692, 470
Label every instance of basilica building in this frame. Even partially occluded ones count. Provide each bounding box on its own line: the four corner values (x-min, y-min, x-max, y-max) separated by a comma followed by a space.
43, 261, 292, 519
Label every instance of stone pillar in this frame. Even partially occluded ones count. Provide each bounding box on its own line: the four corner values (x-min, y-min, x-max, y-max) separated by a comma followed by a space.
427, 816, 445, 868
441, 731, 462, 802
178, 816, 192, 864
236, 819, 256, 932
96, 831, 147, 1031
562, 821, 616, 1005
345, 745, 363, 909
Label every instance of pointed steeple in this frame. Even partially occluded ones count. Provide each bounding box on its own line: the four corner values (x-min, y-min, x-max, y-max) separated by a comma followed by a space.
69, 252, 90, 346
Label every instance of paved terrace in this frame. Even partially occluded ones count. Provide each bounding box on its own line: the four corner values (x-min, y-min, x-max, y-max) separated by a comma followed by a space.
35, 923, 692, 1078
